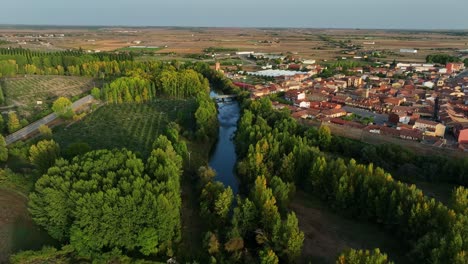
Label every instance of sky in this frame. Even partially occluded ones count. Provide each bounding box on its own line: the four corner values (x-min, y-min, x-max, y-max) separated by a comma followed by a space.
1, 0, 468, 30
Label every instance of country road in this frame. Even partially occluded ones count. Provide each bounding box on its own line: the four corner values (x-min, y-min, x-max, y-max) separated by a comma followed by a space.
5, 95, 94, 145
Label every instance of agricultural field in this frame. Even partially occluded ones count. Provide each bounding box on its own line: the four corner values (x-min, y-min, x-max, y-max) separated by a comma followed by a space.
117, 46, 164, 52
1, 75, 95, 119
2, 27, 467, 63
53, 99, 197, 157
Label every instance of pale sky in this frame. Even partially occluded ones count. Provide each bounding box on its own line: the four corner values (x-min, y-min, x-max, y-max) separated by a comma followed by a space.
1, 0, 468, 29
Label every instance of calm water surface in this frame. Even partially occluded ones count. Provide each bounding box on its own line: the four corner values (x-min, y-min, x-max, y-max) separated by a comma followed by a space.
209, 91, 240, 194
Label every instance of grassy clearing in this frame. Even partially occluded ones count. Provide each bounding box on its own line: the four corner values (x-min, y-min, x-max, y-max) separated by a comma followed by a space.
53, 99, 197, 158
0, 188, 58, 263
292, 191, 409, 264
2, 75, 95, 119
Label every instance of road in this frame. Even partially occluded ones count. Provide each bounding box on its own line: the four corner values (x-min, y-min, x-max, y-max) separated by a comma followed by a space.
5, 95, 94, 145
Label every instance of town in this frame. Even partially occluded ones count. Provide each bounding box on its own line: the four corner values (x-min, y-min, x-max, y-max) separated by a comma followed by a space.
218, 53, 468, 153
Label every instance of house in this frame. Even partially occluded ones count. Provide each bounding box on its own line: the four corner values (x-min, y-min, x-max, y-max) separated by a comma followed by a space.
285, 90, 305, 102
291, 110, 310, 119
307, 92, 329, 102
399, 129, 423, 141
388, 112, 411, 125
392, 106, 417, 114
459, 129, 468, 144
383, 97, 404, 106
346, 77, 363, 87
446, 63, 465, 74
413, 119, 446, 137
320, 108, 347, 118
458, 129, 468, 151
299, 101, 311, 108
331, 95, 352, 104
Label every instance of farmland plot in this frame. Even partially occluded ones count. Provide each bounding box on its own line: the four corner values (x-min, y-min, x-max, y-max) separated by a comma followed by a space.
53, 99, 197, 157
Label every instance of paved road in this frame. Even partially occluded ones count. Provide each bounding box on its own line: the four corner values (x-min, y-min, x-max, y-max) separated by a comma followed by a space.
5, 95, 94, 145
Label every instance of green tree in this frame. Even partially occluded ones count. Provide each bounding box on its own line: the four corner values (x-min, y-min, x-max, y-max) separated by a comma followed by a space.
204, 231, 220, 255
0, 114, 5, 133
38, 124, 52, 139
52, 97, 74, 119
7, 112, 21, 133
90, 87, 101, 100
318, 125, 332, 150
215, 187, 234, 219
259, 248, 279, 264
0, 83, 5, 105
29, 140, 60, 173
198, 166, 216, 185
336, 248, 393, 264
0, 135, 8, 162
451, 186, 468, 214
278, 212, 304, 263
270, 176, 294, 212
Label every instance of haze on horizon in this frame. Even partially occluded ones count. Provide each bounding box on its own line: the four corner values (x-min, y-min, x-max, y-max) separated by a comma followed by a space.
2, 0, 468, 30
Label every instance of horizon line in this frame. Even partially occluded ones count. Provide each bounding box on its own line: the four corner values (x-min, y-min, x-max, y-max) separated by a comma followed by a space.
0, 23, 467, 32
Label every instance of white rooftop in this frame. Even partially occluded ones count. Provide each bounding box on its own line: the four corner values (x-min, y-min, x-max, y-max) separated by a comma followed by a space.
248, 69, 305, 77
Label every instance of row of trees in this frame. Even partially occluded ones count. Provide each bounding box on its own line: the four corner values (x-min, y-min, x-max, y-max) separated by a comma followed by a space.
102, 77, 155, 104
234, 97, 467, 263
157, 69, 209, 99
0, 48, 131, 68
324, 134, 468, 186
28, 136, 184, 259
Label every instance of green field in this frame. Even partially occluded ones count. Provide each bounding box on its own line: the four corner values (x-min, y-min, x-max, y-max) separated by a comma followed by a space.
1, 75, 95, 118
53, 100, 197, 157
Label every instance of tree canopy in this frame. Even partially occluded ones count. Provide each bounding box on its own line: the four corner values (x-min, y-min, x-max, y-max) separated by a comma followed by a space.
28, 147, 183, 258
52, 97, 74, 119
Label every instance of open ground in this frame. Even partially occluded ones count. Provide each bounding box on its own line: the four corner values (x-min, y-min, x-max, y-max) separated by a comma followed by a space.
0, 188, 57, 263
1, 27, 467, 63
292, 192, 409, 264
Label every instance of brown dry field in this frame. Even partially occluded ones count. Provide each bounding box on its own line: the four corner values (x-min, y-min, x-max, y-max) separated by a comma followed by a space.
1, 27, 467, 62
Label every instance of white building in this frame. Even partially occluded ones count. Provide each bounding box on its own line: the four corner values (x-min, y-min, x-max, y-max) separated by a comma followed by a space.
400, 49, 418, 54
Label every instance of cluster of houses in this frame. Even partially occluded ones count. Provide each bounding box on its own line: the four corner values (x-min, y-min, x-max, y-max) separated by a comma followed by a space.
229, 59, 468, 151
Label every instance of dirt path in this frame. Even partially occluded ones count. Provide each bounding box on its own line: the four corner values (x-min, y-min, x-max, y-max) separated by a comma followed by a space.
291, 192, 408, 264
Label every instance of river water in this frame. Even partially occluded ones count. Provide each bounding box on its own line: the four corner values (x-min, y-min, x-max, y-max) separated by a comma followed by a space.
209, 91, 240, 194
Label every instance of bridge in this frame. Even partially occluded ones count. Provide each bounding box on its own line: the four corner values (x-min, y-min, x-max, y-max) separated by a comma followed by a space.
212, 94, 238, 102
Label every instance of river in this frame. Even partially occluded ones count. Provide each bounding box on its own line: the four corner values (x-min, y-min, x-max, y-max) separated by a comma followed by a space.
209, 91, 240, 194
